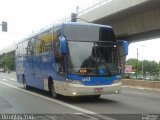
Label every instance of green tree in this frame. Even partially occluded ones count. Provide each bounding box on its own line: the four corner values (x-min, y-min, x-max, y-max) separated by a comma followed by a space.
126, 58, 140, 73
149, 61, 159, 75
126, 59, 160, 79
126, 58, 138, 70
1, 54, 15, 71
139, 60, 150, 75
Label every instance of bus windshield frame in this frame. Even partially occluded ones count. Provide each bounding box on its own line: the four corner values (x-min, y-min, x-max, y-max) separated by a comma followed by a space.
66, 40, 120, 76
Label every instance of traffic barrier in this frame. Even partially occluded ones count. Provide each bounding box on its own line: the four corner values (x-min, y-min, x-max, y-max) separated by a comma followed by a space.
122, 79, 160, 91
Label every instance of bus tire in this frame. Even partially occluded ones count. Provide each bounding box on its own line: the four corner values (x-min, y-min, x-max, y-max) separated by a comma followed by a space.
22, 75, 28, 90
48, 79, 59, 99
91, 95, 101, 99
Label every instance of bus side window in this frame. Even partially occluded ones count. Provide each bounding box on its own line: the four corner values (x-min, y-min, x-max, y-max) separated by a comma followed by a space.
26, 39, 36, 55
35, 30, 52, 54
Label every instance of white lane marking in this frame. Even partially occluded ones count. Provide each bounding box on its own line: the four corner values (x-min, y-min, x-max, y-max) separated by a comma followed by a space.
0, 78, 16, 82
2, 79, 7, 81
73, 112, 83, 114
0, 74, 16, 81
10, 78, 16, 81
129, 91, 150, 96
0, 81, 116, 120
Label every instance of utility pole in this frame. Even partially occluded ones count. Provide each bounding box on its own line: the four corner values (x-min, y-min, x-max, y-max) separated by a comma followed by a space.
136, 48, 138, 79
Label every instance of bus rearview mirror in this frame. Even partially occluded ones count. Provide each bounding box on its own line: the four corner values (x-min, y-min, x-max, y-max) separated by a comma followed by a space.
59, 36, 67, 55
118, 40, 128, 57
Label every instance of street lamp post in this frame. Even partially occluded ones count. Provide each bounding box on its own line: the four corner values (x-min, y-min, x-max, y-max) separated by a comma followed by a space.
141, 45, 145, 79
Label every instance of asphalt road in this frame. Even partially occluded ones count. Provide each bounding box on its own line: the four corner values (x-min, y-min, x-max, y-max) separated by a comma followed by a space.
0, 72, 160, 120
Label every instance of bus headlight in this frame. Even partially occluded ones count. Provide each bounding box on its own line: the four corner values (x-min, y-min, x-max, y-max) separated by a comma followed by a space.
116, 75, 122, 79
66, 79, 82, 85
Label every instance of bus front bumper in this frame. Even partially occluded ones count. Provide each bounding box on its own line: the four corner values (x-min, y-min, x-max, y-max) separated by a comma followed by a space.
65, 82, 122, 96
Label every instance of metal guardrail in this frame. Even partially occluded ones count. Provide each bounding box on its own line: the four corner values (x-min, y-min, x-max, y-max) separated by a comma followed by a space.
78, 0, 112, 16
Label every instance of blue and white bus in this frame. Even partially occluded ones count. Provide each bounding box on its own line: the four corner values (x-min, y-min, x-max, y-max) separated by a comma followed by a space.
15, 22, 128, 98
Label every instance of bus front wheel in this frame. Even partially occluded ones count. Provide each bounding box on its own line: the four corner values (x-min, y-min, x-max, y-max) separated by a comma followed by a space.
91, 95, 101, 99
49, 80, 59, 99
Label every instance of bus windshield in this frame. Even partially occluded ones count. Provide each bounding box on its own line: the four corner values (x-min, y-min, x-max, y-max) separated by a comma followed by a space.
67, 41, 120, 76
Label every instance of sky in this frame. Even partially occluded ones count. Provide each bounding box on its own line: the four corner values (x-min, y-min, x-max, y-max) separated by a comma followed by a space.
0, 0, 94, 48
127, 38, 160, 62
0, 0, 160, 62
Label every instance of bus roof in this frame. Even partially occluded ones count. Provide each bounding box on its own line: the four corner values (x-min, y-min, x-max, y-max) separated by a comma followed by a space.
62, 22, 112, 29
16, 22, 112, 45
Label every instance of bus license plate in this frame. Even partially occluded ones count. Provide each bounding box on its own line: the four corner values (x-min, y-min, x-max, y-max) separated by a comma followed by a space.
94, 88, 103, 93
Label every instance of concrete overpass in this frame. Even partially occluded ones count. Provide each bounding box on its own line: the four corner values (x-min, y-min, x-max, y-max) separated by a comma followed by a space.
78, 0, 160, 42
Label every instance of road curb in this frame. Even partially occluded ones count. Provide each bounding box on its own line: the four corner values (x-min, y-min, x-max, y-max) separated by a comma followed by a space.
122, 85, 160, 92
122, 79, 160, 92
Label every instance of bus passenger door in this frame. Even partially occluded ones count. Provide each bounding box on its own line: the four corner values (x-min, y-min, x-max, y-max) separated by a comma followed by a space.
54, 40, 66, 94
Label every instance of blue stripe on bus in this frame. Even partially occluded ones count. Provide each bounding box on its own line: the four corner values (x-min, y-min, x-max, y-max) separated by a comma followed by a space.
67, 74, 120, 86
